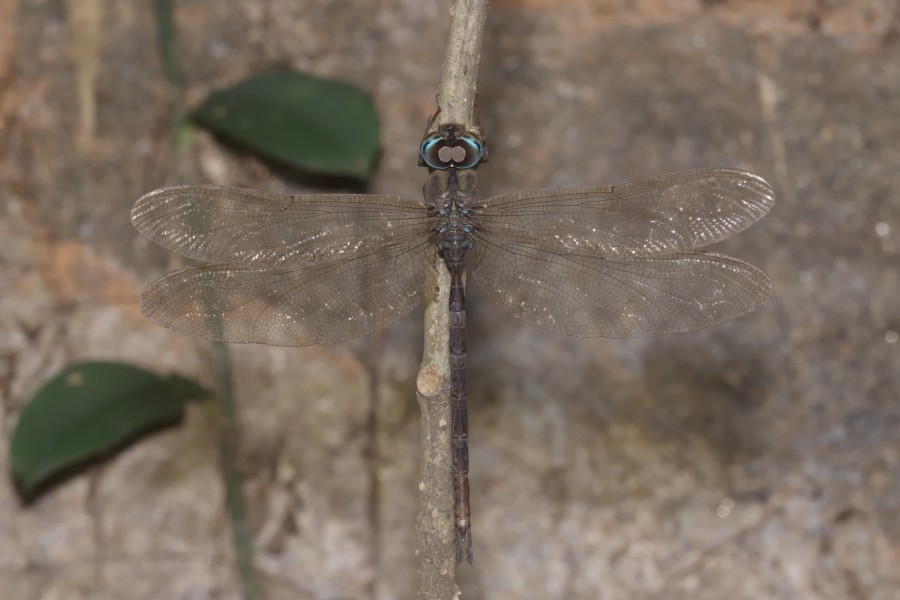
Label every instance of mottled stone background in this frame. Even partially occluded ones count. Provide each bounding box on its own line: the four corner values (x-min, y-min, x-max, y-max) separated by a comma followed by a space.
1, 1, 898, 599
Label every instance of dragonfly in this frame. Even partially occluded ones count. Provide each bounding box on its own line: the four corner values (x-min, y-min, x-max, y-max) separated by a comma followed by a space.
132, 116, 774, 565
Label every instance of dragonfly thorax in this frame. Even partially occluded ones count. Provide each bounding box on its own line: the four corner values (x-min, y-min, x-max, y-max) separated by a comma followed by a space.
423, 168, 479, 267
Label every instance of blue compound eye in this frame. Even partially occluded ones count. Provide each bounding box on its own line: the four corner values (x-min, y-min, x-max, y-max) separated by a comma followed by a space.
452, 133, 484, 169
420, 129, 485, 170
420, 133, 450, 170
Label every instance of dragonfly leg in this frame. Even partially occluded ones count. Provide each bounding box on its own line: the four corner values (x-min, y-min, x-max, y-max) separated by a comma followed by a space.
423, 95, 442, 136
472, 91, 489, 162
419, 98, 442, 168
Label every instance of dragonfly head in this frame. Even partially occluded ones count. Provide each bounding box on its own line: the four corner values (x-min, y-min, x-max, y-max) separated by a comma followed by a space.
420, 124, 485, 171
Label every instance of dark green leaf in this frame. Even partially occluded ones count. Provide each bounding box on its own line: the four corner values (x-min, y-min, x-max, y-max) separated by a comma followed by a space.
165, 373, 211, 402
11, 362, 190, 494
192, 71, 380, 180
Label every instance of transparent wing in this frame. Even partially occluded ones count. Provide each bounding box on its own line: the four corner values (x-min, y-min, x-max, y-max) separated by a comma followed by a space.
132, 184, 432, 262
472, 237, 771, 338
139, 239, 431, 346
477, 169, 774, 257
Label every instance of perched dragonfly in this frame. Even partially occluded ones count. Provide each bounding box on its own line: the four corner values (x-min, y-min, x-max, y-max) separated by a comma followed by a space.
132, 118, 774, 564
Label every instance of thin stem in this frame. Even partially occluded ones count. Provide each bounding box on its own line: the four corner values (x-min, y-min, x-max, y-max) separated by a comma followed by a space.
152, 2, 262, 598
416, 1, 490, 598
212, 343, 264, 600
152, 0, 185, 129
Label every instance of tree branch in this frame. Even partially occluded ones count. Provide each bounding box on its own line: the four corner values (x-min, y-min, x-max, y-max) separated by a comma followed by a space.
415, 0, 490, 598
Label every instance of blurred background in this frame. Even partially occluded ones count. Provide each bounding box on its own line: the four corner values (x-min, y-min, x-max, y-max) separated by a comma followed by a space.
1, 1, 898, 598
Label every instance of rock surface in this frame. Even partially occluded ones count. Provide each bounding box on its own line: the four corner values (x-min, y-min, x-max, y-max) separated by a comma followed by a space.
1, 1, 898, 599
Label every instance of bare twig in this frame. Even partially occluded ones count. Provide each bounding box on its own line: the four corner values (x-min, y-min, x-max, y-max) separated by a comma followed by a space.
415, 1, 490, 598
436, 0, 490, 132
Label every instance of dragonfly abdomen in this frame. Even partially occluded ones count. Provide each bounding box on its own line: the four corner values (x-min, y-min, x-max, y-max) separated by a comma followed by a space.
449, 257, 473, 563
438, 230, 474, 268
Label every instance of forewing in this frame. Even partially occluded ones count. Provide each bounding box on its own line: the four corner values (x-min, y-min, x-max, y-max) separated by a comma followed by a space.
472, 237, 771, 338
139, 239, 430, 346
132, 184, 431, 262
477, 169, 774, 257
